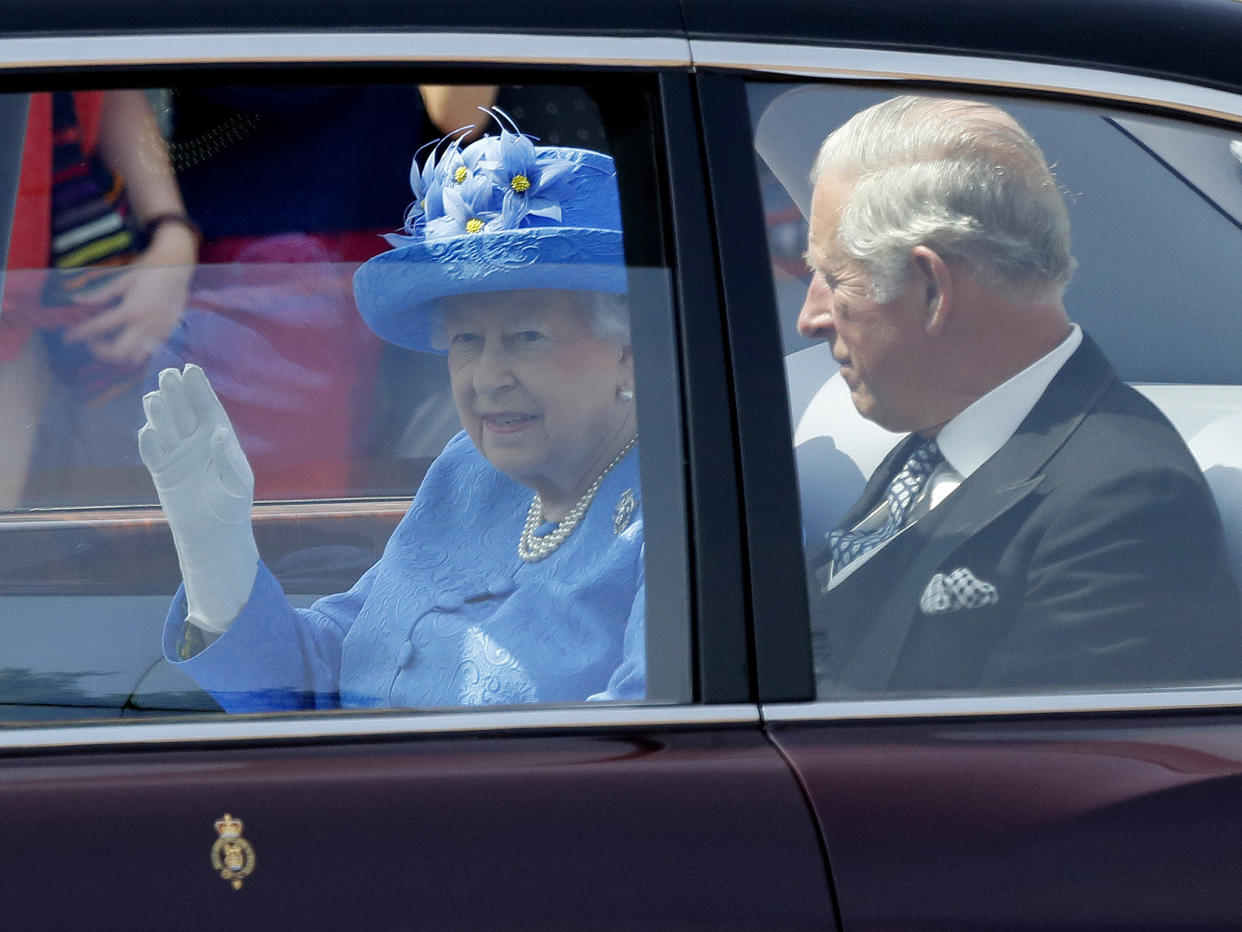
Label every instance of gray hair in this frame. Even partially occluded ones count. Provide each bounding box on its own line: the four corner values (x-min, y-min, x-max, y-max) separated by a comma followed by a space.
430, 290, 630, 350
581, 290, 631, 344
813, 96, 1075, 301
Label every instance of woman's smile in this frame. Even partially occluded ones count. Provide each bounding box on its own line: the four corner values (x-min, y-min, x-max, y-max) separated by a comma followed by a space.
482, 412, 541, 434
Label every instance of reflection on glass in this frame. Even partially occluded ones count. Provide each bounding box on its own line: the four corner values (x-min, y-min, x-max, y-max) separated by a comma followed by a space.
0, 85, 681, 725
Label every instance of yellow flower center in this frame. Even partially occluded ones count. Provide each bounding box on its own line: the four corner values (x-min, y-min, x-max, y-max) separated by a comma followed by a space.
465, 218, 484, 234
510, 174, 531, 193
453, 166, 468, 184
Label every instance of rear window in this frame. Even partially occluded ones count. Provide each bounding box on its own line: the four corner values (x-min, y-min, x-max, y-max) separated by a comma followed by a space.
0, 77, 691, 721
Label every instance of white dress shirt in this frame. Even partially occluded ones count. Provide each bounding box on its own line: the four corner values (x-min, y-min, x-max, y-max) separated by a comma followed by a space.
827, 324, 1082, 589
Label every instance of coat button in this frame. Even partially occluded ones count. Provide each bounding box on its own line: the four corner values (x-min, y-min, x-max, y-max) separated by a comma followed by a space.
397, 642, 415, 668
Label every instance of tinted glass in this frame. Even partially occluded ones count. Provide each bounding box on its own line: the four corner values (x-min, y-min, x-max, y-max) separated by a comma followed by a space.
750, 83, 1242, 697
0, 80, 690, 721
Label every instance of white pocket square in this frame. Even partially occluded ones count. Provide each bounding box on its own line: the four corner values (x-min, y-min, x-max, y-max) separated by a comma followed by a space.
919, 567, 999, 615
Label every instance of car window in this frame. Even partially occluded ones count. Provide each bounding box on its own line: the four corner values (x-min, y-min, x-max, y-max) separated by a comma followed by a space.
0, 78, 691, 722
750, 83, 1242, 698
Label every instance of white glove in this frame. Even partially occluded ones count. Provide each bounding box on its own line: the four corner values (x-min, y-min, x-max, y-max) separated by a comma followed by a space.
139, 364, 258, 634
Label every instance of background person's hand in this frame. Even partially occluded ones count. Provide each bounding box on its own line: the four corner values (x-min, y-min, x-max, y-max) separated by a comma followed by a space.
139, 364, 258, 633
64, 223, 197, 365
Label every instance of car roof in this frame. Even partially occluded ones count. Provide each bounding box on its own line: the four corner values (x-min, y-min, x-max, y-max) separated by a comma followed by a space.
2, 0, 1242, 99
681, 0, 1242, 99
0, 0, 685, 38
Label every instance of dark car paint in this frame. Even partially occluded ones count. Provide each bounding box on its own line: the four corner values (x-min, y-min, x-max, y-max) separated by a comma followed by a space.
0, 0, 686, 38
0, 728, 835, 929
773, 714, 1242, 930
680, 0, 1242, 98
1, 2, 1242, 930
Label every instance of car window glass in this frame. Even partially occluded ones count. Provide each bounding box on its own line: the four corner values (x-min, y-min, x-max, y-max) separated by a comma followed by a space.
0, 79, 690, 724
750, 83, 1242, 698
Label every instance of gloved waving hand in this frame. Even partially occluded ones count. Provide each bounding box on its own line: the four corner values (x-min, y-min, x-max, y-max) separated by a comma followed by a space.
139, 364, 258, 634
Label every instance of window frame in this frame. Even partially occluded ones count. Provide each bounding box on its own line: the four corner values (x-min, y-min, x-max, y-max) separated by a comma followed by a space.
700, 43, 1242, 717
0, 32, 756, 749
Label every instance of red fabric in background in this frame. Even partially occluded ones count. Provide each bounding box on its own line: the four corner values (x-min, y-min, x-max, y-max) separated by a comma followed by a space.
2, 94, 390, 500
1, 91, 104, 362
184, 231, 385, 499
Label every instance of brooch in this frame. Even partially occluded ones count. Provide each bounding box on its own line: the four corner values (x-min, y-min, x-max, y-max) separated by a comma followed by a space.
613, 488, 637, 534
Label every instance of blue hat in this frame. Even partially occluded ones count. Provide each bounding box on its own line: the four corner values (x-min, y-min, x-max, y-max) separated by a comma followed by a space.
353, 113, 625, 352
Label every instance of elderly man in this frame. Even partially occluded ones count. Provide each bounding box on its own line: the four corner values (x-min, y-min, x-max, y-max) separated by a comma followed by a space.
801, 95, 1242, 696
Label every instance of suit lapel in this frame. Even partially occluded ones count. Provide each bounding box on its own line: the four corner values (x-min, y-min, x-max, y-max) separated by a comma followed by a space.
835, 474, 1042, 694
834, 335, 1120, 694
951, 334, 1116, 507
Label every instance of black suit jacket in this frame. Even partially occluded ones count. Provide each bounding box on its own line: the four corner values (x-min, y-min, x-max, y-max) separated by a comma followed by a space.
811, 335, 1242, 696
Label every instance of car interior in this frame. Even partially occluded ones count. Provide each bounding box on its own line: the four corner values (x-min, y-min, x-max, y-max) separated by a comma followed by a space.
754, 85, 1242, 594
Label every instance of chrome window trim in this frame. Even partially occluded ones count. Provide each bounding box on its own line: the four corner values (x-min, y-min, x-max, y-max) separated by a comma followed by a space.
0, 704, 759, 752
763, 688, 1242, 723
0, 29, 705, 753
0, 32, 691, 69
693, 40, 1242, 124
727, 39, 1242, 723
0, 498, 411, 532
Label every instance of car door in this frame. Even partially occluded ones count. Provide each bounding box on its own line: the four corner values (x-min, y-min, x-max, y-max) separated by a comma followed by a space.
697, 10, 1242, 929
0, 15, 837, 929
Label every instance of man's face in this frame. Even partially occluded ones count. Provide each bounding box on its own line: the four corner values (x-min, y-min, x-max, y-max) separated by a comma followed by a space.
797, 172, 935, 432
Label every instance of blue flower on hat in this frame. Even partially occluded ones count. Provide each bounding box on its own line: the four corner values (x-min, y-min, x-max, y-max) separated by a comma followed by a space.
398, 134, 490, 242
401, 137, 449, 234
478, 118, 577, 226
425, 169, 506, 238
355, 109, 625, 352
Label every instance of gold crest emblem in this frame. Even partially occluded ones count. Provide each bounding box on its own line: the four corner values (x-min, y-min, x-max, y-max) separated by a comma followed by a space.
210, 813, 256, 890
613, 488, 637, 534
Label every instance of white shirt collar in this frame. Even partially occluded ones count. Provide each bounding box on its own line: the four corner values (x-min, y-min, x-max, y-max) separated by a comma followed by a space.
934, 324, 1082, 480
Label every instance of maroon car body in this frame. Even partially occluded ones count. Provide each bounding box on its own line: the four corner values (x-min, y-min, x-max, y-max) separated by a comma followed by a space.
3, 1, 1242, 928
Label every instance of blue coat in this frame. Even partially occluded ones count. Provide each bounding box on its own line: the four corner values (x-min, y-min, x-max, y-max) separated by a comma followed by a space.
162, 432, 646, 711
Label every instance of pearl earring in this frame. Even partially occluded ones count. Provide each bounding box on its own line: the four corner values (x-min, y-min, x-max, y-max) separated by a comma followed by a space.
617, 387, 635, 403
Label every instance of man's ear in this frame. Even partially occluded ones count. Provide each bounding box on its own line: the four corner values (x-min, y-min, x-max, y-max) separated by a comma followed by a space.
910, 245, 954, 335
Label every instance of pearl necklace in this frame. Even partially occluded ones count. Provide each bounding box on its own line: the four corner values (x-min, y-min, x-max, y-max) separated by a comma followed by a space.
518, 434, 638, 562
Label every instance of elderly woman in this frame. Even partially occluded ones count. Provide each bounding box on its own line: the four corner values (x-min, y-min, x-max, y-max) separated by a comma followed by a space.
139, 120, 644, 711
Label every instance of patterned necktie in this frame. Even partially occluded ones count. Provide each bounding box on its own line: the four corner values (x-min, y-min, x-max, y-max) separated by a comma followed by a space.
827, 438, 944, 573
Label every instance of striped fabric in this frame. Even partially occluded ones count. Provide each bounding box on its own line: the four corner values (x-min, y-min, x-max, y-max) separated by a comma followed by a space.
40, 91, 145, 406
44, 92, 139, 302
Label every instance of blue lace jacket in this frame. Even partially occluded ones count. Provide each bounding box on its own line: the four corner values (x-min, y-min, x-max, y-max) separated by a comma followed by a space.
162, 432, 646, 712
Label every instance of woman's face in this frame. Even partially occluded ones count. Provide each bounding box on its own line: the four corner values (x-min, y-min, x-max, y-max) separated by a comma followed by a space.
444, 289, 634, 505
